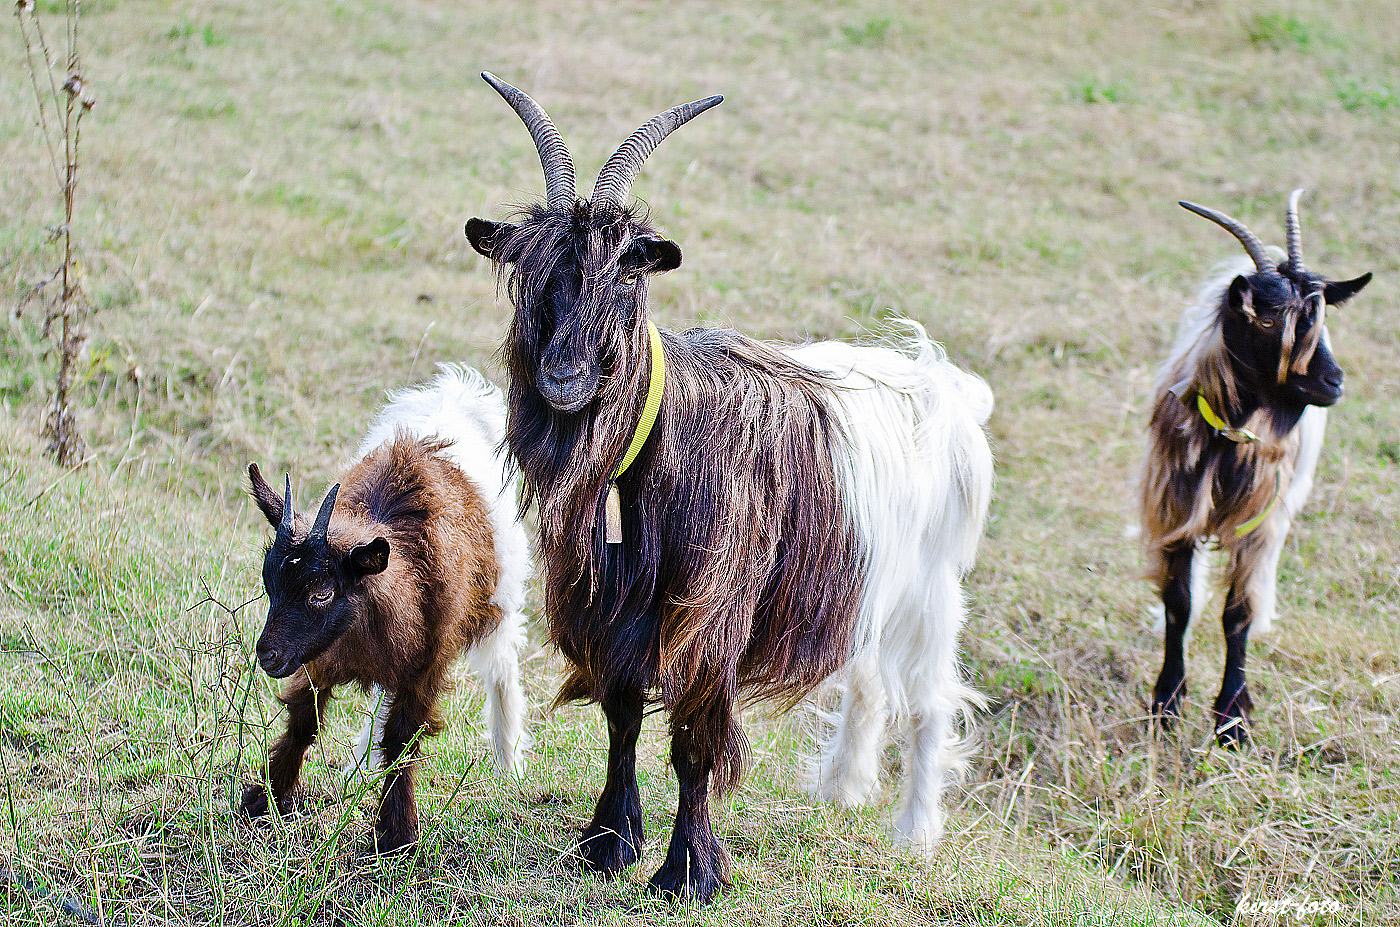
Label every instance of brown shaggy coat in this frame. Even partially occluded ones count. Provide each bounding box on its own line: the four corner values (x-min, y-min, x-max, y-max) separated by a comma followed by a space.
244, 434, 502, 851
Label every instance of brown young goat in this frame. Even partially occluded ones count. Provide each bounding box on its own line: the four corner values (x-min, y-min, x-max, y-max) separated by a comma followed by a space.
242, 367, 530, 852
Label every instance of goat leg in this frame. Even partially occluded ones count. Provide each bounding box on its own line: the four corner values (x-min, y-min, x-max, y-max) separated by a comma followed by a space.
648, 710, 732, 903
373, 687, 434, 853
579, 685, 645, 875
1151, 545, 1194, 729
242, 673, 332, 817
1213, 588, 1254, 748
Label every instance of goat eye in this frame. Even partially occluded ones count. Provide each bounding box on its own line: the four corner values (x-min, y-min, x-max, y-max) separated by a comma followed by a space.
1257, 317, 1276, 329
309, 589, 333, 608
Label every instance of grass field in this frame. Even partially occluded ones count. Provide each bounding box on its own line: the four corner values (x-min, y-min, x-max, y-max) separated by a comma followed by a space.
2, 0, 1398, 924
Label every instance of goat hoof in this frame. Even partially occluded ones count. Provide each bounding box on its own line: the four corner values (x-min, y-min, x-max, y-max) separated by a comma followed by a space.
647, 859, 724, 905
578, 818, 644, 875
1214, 719, 1249, 749
240, 784, 269, 817
1151, 678, 1186, 731
373, 826, 419, 856
1212, 687, 1253, 749
240, 784, 276, 817
1213, 707, 1251, 749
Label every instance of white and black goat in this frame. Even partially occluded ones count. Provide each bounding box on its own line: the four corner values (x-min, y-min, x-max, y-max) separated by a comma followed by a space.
242, 365, 530, 851
465, 73, 994, 902
1143, 192, 1371, 747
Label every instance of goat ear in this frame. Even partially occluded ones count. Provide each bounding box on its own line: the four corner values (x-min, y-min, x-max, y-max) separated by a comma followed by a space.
1226, 275, 1255, 318
348, 537, 390, 577
248, 463, 284, 529
628, 235, 682, 274
1324, 272, 1372, 306
466, 218, 515, 262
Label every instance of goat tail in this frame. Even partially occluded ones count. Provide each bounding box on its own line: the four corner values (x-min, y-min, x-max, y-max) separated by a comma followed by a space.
467, 608, 530, 777
889, 317, 995, 574
886, 317, 994, 427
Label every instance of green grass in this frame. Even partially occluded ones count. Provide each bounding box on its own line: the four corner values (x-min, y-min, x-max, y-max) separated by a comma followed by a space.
2, 0, 1398, 923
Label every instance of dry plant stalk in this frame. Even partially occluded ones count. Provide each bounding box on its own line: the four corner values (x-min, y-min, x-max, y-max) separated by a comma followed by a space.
14, 0, 96, 465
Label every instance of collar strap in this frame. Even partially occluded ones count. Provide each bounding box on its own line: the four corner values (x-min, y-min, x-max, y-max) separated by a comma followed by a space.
1235, 472, 1281, 538
611, 320, 666, 482
1196, 394, 1260, 444
603, 321, 665, 545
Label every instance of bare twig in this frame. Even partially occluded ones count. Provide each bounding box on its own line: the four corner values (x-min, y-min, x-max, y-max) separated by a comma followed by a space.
14, 0, 96, 466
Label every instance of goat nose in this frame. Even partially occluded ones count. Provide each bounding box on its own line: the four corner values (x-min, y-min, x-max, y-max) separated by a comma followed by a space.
255, 640, 282, 671
546, 361, 586, 384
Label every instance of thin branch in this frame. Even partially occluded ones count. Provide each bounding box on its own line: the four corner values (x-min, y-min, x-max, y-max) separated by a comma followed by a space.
14, 9, 63, 186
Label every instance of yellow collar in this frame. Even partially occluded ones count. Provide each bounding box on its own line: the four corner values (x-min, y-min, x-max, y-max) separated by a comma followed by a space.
1234, 472, 1281, 538
1196, 394, 1260, 444
611, 320, 666, 481
1192, 394, 1279, 536
603, 321, 665, 543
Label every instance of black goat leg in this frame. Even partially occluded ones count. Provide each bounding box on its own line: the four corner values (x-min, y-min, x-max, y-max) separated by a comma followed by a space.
243, 672, 332, 817
648, 708, 732, 903
1213, 585, 1254, 748
374, 686, 433, 853
579, 685, 646, 875
1152, 545, 1194, 729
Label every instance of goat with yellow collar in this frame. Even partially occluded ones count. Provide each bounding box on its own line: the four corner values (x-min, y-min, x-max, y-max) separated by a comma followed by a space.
1142, 190, 1371, 748
466, 73, 995, 903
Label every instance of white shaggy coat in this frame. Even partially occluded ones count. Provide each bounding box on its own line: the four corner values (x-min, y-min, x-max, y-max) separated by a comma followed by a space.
789, 322, 994, 850
343, 364, 531, 782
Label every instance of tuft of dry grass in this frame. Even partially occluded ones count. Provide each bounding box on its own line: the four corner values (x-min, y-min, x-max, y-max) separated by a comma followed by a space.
1, 0, 1397, 923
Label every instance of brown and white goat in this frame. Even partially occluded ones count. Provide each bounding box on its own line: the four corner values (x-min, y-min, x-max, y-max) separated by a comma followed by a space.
242, 366, 529, 851
465, 74, 993, 902
1143, 192, 1371, 747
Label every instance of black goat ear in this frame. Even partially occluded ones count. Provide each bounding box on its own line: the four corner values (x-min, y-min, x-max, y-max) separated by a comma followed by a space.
248, 463, 283, 529
1324, 272, 1372, 306
1226, 275, 1254, 317
348, 538, 390, 577
628, 235, 682, 274
465, 218, 516, 261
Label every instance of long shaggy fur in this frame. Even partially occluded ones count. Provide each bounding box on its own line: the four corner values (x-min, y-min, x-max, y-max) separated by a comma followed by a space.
479, 184, 992, 900
496, 201, 993, 813
790, 326, 993, 846
1142, 255, 1317, 614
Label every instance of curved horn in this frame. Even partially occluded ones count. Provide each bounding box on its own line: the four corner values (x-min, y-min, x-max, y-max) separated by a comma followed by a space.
1179, 200, 1275, 276
279, 475, 294, 539
481, 71, 576, 208
309, 483, 339, 543
591, 94, 723, 209
1285, 188, 1306, 274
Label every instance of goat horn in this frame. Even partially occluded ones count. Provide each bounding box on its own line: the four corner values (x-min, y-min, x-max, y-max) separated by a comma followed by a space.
481, 71, 576, 209
279, 475, 295, 539
591, 94, 723, 209
309, 483, 339, 543
1179, 200, 1275, 276
1285, 188, 1306, 275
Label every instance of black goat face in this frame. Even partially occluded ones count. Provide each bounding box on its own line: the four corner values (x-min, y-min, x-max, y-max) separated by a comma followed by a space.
467, 209, 681, 414
247, 465, 389, 678
1224, 269, 1370, 409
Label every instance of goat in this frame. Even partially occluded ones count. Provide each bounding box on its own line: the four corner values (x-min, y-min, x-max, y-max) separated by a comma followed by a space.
464, 73, 994, 902
1143, 191, 1371, 747
241, 365, 530, 851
